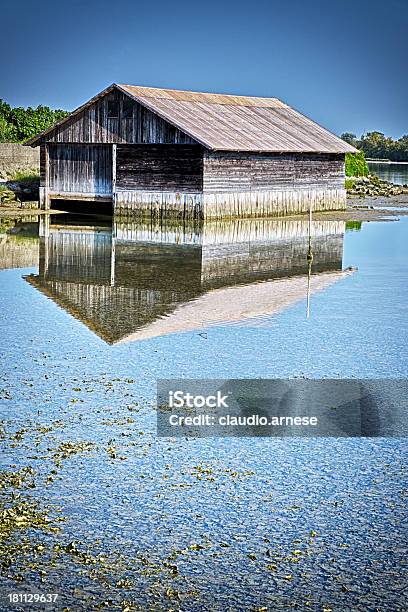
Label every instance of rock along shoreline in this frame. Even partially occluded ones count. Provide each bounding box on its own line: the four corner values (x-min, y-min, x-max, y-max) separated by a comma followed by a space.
346, 173, 408, 198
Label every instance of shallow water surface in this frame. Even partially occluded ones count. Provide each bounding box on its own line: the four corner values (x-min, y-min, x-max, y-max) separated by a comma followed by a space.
368, 161, 408, 185
0, 212, 407, 610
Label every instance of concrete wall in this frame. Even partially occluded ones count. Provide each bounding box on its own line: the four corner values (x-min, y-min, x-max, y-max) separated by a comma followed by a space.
0, 143, 39, 179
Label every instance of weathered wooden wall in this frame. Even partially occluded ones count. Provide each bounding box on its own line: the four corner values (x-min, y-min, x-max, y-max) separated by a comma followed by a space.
116, 145, 203, 192
39, 145, 46, 187
48, 144, 112, 194
41, 90, 197, 145
203, 188, 346, 219
203, 152, 344, 192
114, 191, 203, 220
114, 151, 346, 219
202, 151, 346, 218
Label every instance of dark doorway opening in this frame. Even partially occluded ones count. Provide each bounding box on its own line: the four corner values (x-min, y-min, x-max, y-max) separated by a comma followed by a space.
50, 199, 113, 219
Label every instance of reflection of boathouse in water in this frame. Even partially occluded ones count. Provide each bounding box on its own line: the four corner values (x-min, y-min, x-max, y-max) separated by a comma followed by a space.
24, 216, 351, 344
0, 220, 39, 270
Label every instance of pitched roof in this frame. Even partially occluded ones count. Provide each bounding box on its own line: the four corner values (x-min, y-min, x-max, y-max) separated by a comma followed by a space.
26, 83, 356, 153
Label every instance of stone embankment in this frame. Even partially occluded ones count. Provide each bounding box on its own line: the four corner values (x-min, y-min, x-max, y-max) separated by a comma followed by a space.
347, 174, 408, 197
0, 177, 39, 207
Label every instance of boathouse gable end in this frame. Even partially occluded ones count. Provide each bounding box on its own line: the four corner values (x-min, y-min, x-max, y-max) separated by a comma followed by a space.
33, 88, 199, 146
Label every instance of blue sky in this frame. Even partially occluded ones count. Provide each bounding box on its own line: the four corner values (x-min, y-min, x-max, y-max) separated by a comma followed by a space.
1, 0, 406, 138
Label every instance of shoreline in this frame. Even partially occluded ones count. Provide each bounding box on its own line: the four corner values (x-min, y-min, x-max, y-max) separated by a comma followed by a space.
367, 159, 408, 165
2, 194, 408, 224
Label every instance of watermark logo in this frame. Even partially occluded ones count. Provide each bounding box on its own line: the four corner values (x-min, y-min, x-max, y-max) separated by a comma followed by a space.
168, 390, 230, 409
157, 378, 408, 438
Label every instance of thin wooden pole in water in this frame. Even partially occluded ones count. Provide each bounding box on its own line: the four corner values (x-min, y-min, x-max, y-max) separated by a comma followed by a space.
110, 227, 116, 287
306, 202, 313, 319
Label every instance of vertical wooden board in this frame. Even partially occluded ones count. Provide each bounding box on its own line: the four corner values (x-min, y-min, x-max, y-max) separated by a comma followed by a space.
48, 144, 112, 194
112, 144, 117, 195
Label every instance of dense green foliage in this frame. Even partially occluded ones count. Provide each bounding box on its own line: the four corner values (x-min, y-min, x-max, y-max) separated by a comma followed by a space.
0, 99, 68, 143
345, 150, 369, 177
342, 132, 408, 162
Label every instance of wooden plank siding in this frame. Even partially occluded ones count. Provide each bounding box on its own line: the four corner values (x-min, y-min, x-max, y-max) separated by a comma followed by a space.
39, 145, 46, 186
38, 144, 50, 209
200, 151, 346, 219
48, 144, 112, 195
203, 152, 345, 193
116, 145, 203, 192
114, 149, 346, 220
41, 90, 198, 145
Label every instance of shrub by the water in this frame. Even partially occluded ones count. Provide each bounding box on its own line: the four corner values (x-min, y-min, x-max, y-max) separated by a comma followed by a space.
345, 151, 369, 177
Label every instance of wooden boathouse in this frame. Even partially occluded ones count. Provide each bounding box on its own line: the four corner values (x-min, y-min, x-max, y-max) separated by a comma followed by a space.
26, 84, 356, 219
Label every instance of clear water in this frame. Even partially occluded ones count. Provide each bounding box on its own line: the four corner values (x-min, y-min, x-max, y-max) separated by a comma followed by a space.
0, 212, 407, 610
368, 161, 408, 185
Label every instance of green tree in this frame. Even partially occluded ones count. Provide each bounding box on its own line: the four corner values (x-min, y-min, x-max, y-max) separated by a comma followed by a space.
0, 98, 68, 143
358, 132, 394, 159
11, 105, 68, 141
0, 99, 18, 142
394, 135, 408, 162
341, 131, 408, 161
0, 115, 18, 142
341, 132, 358, 147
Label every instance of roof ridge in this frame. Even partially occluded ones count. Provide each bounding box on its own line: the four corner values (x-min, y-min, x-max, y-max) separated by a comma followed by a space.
117, 83, 282, 100
118, 84, 287, 108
